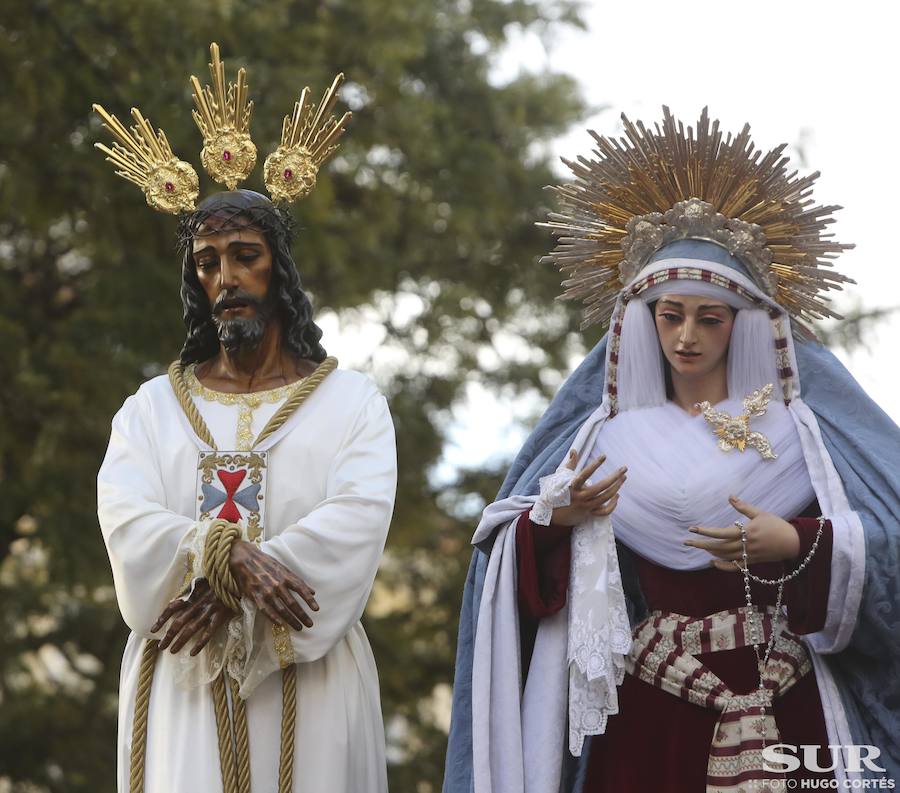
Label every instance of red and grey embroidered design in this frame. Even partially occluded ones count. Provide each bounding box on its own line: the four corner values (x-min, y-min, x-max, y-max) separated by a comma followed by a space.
196, 451, 268, 541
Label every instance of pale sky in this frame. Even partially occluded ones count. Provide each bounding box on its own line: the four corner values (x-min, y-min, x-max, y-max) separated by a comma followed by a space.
505, 0, 900, 422
324, 0, 899, 475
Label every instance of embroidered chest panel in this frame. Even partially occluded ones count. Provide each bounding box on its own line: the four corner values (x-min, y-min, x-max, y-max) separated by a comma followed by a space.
196, 451, 268, 542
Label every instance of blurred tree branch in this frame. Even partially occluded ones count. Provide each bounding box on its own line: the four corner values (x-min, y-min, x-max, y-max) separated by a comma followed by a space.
816, 302, 900, 354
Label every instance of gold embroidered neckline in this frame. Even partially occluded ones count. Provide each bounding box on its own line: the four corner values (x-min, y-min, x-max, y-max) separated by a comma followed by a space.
185, 365, 308, 451
185, 364, 306, 406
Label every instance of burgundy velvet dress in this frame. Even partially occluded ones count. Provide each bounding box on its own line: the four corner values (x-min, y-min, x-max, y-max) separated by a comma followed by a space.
516, 512, 835, 791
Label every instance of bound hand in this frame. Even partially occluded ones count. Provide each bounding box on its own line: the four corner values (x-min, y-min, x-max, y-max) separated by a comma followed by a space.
229, 540, 319, 631
151, 579, 234, 656
683, 495, 801, 572
551, 449, 627, 527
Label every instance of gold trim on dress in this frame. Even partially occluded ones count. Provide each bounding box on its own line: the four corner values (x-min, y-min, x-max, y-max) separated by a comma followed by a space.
272, 623, 296, 669
185, 365, 307, 451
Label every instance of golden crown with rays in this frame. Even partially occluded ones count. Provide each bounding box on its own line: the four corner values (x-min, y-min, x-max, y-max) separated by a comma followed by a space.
541, 107, 855, 337
92, 43, 351, 214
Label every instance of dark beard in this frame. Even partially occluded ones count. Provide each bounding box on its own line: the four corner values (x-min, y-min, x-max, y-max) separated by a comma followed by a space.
212, 289, 276, 354
215, 314, 268, 354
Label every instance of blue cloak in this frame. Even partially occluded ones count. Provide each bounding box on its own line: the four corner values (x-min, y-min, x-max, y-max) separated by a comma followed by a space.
443, 332, 900, 791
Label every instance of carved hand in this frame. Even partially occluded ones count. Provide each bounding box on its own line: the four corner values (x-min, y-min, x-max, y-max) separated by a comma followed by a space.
551, 449, 627, 528
683, 495, 801, 572
151, 579, 235, 656
229, 540, 319, 631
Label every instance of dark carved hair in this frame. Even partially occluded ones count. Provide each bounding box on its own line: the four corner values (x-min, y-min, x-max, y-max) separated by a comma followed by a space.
176, 189, 327, 364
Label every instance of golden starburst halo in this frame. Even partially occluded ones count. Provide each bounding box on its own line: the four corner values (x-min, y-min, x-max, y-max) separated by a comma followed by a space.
92, 105, 199, 215
541, 107, 855, 337
190, 43, 256, 190
263, 74, 352, 203
92, 43, 351, 213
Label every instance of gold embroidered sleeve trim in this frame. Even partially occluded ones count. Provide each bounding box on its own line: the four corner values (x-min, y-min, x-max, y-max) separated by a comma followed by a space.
272, 623, 295, 669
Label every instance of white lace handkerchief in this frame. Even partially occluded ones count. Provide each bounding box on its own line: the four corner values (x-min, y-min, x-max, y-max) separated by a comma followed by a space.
567, 514, 632, 755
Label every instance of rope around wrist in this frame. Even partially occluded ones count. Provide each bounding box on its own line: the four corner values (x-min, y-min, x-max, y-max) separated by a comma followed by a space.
203, 517, 295, 793
203, 522, 249, 792
203, 519, 244, 612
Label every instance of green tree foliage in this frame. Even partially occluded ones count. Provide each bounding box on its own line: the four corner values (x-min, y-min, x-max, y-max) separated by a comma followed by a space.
0, 1, 587, 790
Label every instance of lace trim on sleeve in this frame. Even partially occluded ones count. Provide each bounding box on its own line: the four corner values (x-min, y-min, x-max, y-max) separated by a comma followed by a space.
170, 519, 255, 692
530, 468, 575, 526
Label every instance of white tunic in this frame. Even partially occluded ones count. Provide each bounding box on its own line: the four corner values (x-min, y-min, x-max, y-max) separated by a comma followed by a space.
97, 367, 397, 793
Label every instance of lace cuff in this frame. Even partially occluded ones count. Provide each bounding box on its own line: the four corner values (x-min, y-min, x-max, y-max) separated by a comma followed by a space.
530, 468, 576, 526
171, 602, 254, 693
170, 519, 254, 692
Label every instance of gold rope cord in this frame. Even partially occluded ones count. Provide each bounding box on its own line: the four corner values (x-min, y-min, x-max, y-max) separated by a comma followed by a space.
212, 671, 239, 793
253, 357, 337, 446
167, 360, 217, 448
167, 356, 338, 452
230, 677, 251, 793
127, 356, 338, 791
128, 639, 159, 793
278, 665, 297, 793
204, 520, 244, 612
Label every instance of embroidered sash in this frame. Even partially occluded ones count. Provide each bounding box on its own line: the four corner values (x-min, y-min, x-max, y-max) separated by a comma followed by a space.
625, 607, 811, 793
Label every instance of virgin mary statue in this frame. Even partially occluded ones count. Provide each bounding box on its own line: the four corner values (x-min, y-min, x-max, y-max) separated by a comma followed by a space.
443, 108, 900, 792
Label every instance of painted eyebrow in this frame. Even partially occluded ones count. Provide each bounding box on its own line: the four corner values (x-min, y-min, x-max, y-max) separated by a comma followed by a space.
657, 299, 730, 312
192, 241, 265, 256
